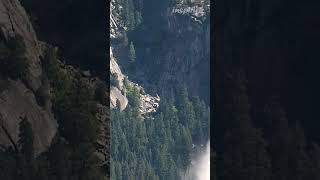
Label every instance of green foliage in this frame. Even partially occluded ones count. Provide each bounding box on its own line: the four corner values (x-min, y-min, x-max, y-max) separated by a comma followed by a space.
123, 76, 130, 89
310, 143, 320, 180
43, 48, 99, 144
111, 85, 210, 180
0, 46, 107, 180
215, 69, 320, 180
0, 116, 49, 180
46, 136, 73, 180
110, 73, 118, 87
126, 85, 140, 108
117, 0, 143, 31
128, 42, 136, 63
95, 82, 108, 105
118, 31, 129, 46
36, 47, 105, 179
18, 117, 34, 162
0, 148, 17, 180
218, 70, 272, 180
0, 35, 28, 80
135, 11, 143, 27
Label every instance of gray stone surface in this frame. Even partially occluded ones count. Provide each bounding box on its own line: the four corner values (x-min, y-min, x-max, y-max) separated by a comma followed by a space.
0, 80, 57, 155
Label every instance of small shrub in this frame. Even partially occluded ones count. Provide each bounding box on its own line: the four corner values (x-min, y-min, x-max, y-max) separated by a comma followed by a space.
127, 86, 140, 108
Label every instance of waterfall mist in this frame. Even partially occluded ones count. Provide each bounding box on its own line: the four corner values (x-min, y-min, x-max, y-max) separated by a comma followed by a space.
183, 141, 210, 180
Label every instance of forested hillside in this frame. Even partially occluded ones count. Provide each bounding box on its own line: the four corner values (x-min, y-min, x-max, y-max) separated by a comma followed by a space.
111, 86, 209, 180
110, 0, 210, 179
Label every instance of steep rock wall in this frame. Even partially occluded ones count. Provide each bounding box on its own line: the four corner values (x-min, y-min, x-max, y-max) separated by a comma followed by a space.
127, 4, 210, 102
0, 0, 57, 155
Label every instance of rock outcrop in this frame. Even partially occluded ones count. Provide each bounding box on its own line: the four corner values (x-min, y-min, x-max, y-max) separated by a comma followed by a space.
129, 82, 160, 116
110, 46, 160, 114
110, 47, 128, 111
0, 0, 44, 91
0, 80, 56, 155
140, 93, 160, 115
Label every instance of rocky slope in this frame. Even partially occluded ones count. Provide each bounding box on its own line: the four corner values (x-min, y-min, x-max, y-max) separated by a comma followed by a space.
110, 47, 128, 111
0, 0, 109, 167
110, 0, 160, 114
0, 0, 56, 155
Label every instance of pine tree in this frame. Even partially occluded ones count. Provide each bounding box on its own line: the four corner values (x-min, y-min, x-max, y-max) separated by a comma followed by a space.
47, 136, 72, 180
115, 161, 123, 180
18, 116, 34, 162
191, 96, 209, 143
212, 149, 216, 180
110, 82, 209, 180
218, 70, 271, 180
310, 143, 320, 180
125, 0, 136, 30
135, 11, 143, 26
129, 42, 136, 63
111, 158, 116, 180
133, 0, 143, 12
177, 87, 196, 131
0, 148, 17, 180
179, 127, 192, 170
288, 122, 312, 180
265, 101, 291, 180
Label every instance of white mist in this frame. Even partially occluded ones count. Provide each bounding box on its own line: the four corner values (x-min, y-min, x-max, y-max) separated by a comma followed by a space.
183, 141, 210, 180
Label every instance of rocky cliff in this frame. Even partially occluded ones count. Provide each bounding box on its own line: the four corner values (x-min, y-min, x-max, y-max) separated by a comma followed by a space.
0, 0, 109, 165
0, 0, 44, 91
0, 0, 57, 154
121, 1, 210, 103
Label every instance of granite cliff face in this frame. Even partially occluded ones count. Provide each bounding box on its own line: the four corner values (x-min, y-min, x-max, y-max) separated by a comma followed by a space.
110, 47, 128, 111
123, 2, 210, 103
110, 0, 160, 114
110, 0, 210, 115
0, 0, 57, 154
0, 0, 44, 91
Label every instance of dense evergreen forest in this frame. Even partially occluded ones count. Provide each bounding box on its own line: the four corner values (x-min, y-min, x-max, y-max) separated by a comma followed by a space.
111, 81, 209, 180
0, 0, 210, 180
111, 0, 210, 179
214, 68, 320, 180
